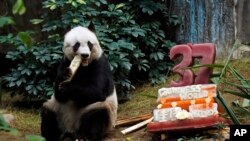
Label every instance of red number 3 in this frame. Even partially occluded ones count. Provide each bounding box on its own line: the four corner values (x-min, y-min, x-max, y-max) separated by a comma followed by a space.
170, 43, 216, 87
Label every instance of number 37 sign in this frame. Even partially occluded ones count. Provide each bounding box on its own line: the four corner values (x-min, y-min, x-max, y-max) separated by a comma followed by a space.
169, 43, 216, 87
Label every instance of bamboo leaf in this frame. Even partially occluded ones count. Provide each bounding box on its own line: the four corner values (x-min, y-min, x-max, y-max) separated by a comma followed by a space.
215, 91, 240, 124
222, 81, 250, 90
228, 65, 250, 93
228, 65, 245, 80
229, 65, 249, 84
232, 101, 250, 116
237, 87, 249, 96
211, 72, 221, 77
219, 39, 240, 83
186, 64, 225, 69
224, 89, 250, 99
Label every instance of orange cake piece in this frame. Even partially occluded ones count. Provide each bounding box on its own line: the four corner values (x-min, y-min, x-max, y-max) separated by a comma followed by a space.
157, 97, 215, 110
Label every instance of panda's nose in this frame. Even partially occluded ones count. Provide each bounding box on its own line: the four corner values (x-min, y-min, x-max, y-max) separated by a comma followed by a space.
81, 54, 89, 58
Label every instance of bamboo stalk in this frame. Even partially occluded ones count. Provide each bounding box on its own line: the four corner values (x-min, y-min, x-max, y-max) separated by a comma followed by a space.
67, 55, 82, 81
60, 55, 82, 87
117, 114, 151, 121
121, 117, 153, 135
116, 114, 152, 126
215, 91, 240, 124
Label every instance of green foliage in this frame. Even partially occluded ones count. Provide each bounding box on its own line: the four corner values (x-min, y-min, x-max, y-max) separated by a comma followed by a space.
188, 40, 250, 124
12, 0, 26, 15
222, 65, 250, 118
0, 33, 62, 98
210, 40, 250, 124
0, 16, 15, 27
2, 0, 179, 100
17, 32, 33, 48
25, 135, 46, 141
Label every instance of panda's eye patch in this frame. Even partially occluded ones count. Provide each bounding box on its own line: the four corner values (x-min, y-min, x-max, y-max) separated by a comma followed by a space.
73, 42, 80, 52
87, 41, 93, 50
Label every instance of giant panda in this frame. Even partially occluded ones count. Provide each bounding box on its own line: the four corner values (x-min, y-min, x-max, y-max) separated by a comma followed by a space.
41, 26, 118, 141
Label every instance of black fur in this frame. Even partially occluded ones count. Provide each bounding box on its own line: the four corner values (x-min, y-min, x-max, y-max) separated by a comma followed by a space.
87, 41, 93, 50
78, 108, 110, 141
73, 42, 80, 52
41, 52, 116, 141
54, 53, 114, 107
41, 107, 61, 141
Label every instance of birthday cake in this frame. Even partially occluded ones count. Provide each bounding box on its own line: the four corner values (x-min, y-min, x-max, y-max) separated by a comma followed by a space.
147, 84, 226, 132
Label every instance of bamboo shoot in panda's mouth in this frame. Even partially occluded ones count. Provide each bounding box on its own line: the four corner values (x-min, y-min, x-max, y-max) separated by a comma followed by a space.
60, 55, 82, 86
68, 55, 82, 80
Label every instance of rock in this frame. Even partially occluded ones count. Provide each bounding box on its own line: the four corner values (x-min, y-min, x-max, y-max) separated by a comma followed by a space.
233, 45, 250, 59
2, 114, 15, 124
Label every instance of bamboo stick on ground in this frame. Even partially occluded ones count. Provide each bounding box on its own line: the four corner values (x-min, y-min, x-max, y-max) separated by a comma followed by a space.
117, 114, 151, 122
121, 117, 153, 135
117, 114, 151, 120
116, 114, 152, 126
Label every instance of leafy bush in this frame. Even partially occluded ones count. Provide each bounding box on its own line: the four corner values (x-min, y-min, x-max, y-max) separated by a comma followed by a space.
1, 0, 179, 101
0, 33, 62, 98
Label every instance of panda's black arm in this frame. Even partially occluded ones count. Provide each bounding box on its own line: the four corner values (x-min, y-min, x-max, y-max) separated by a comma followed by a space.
70, 83, 107, 106
54, 58, 71, 102
54, 65, 112, 106
54, 55, 114, 106
56, 78, 111, 106
55, 58, 71, 82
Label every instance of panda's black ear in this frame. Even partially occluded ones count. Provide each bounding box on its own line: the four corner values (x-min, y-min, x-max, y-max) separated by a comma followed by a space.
88, 22, 96, 33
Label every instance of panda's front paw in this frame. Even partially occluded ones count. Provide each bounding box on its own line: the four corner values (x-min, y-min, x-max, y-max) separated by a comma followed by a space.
58, 81, 70, 91
62, 68, 73, 81
58, 83, 71, 98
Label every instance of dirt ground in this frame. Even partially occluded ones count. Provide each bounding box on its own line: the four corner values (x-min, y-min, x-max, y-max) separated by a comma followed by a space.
0, 125, 230, 141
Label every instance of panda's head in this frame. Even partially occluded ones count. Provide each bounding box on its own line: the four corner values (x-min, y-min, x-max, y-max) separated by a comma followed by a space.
63, 26, 103, 66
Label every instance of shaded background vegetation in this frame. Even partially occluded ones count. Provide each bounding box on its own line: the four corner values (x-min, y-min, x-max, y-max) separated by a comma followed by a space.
0, 0, 179, 102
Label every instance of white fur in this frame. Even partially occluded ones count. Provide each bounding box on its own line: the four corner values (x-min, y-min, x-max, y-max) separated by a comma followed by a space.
43, 89, 118, 133
77, 46, 90, 56
63, 26, 103, 61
